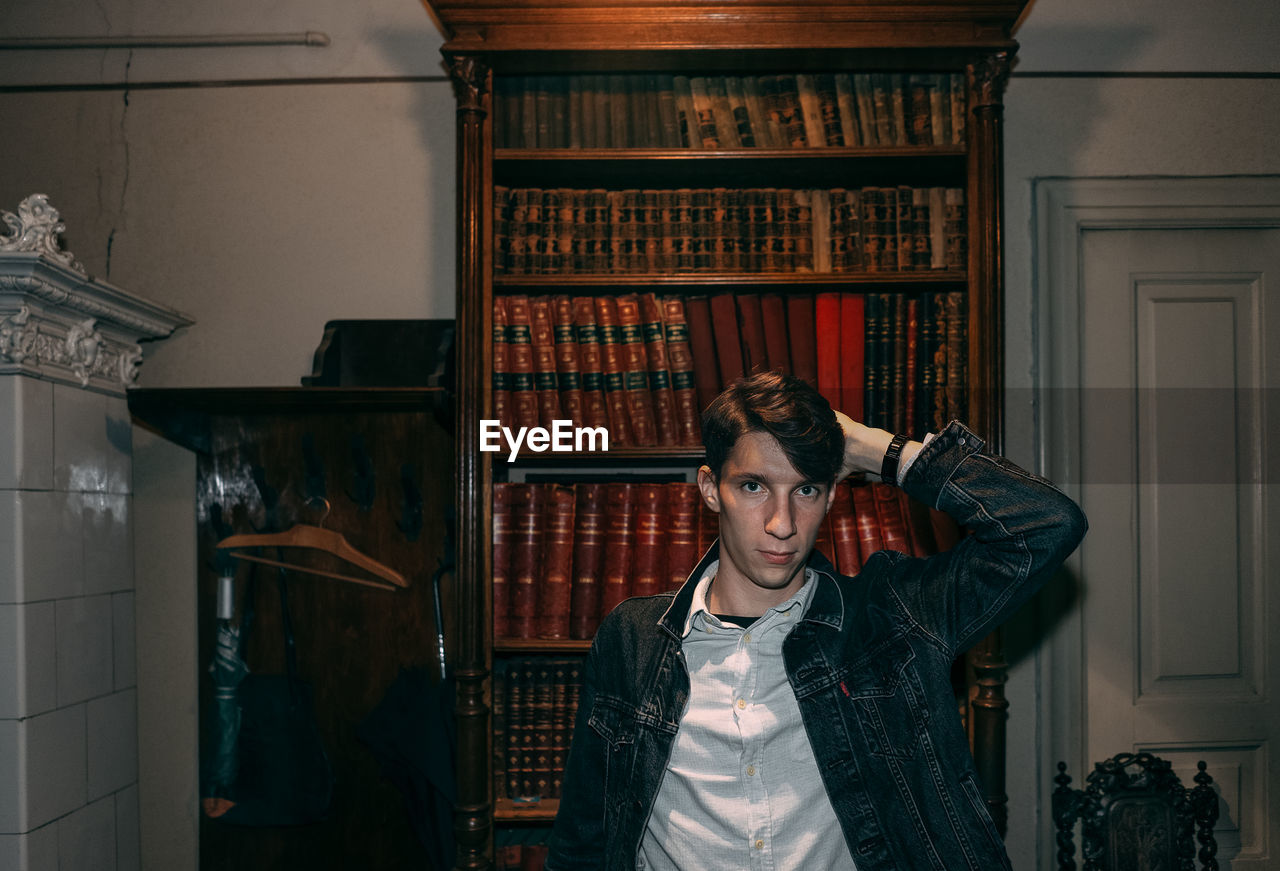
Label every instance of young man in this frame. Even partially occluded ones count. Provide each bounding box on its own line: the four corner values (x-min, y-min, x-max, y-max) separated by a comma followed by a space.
545, 371, 1087, 870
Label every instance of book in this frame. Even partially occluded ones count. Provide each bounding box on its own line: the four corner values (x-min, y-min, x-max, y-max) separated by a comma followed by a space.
794, 74, 826, 147
504, 658, 526, 798
949, 72, 966, 145
814, 292, 842, 409
503, 295, 540, 430
852, 73, 876, 146
600, 483, 637, 616
530, 298, 564, 428
834, 73, 861, 147
571, 296, 612, 431
631, 483, 668, 598
707, 77, 742, 148
684, 295, 721, 410
659, 296, 703, 446
593, 295, 636, 445
493, 295, 512, 430
815, 74, 845, 146
724, 76, 756, 147
736, 293, 769, 375
838, 293, 866, 420
828, 480, 862, 574
760, 294, 791, 375
569, 483, 606, 639
786, 294, 818, 387
640, 293, 680, 446
741, 76, 777, 148
656, 75, 681, 147
550, 295, 584, 426
689, 76, 719, 148
492, 483, 515, 639
509, 484, 544, 639
672, 75, 697, 148
851, 483, 884, 564
615, 294, 660, 445
873, 482, 912, 554
538, 484, 576, 639
775, 75, 808, 147
666, 482, 702, 588
907, 74, 932, 146
709, 293, 745, 387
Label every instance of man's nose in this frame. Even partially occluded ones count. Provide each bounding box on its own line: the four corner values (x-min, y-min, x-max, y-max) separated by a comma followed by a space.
765, 497, 797, 538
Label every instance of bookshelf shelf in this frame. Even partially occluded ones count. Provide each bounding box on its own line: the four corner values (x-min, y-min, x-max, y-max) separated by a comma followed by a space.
495, 798, 560, 822
494, 638, 593, 654
434, 3, 1024, 865
494, 272, 967, 290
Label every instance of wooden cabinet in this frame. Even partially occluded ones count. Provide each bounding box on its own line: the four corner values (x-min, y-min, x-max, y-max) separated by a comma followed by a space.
423, 3, 1026, 867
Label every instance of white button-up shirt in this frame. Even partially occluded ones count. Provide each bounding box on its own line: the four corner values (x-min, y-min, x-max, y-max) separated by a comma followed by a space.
637, 563, 858, 871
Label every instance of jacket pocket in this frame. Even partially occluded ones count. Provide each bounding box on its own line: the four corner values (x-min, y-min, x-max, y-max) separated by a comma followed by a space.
958, 771, 1004, 855
587, 693, 639, 812
841, 634, 924, 760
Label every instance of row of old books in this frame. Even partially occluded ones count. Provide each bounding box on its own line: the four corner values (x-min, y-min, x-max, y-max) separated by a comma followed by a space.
493, 482, 717, 641
494, 185, 966, 275
493, 657, 583, 803
492, 479, 962, 643
492, 289, 966, 447
494, 72, 967, 150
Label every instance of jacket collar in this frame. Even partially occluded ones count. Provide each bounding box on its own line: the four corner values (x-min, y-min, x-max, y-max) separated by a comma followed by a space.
659, 540, 845, 640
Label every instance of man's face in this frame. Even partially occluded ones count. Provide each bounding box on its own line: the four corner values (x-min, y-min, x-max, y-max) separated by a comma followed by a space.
697, 430, 837, 606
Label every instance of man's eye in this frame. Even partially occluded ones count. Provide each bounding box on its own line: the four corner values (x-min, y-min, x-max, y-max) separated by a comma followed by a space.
742, 481, 762, 493
797, 485, 819, 497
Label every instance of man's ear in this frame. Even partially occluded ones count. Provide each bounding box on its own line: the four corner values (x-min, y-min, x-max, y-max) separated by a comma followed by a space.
697, 465, 721, 513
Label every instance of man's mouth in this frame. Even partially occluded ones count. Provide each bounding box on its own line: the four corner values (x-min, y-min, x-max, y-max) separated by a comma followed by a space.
759, 550, 796, 565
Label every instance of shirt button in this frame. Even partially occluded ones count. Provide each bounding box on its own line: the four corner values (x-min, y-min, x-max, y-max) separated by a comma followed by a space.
958, 436, 967, 445
736, 698, 746, 710
743, 633, 752, 643
747, 764, 756, 776
755, 839, 764, 850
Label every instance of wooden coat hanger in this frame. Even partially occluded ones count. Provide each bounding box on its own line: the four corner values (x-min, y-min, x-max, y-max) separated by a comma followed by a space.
216, 499, 407, 592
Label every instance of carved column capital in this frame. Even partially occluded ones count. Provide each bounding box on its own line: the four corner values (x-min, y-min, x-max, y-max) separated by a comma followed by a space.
968, 50, 1013, 109
449, 55, 489, 115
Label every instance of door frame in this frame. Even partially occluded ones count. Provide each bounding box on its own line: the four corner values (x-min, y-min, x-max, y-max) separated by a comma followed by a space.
1031, 175, 1280, 869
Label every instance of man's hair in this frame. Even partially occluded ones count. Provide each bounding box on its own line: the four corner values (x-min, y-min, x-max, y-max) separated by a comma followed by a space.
701, 371, 844, 484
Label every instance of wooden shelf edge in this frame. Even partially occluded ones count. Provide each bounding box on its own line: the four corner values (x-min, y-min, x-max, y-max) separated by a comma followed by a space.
496, 146, 966, 160
495, 639, 593, 653
494, 797, 560, 822
494, 271, 968, 288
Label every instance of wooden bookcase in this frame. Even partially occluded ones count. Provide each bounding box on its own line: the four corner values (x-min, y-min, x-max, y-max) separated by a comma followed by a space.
423, 3, 1026, 868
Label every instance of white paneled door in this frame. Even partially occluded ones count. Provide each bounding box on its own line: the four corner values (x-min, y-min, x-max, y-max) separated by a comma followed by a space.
1044, 212, 1280, 869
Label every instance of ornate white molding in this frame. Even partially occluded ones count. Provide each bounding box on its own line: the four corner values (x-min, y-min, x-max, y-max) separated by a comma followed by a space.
0, 194, 192, 395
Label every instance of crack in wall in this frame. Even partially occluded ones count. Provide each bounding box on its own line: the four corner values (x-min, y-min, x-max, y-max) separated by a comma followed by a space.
105, 49, 132, 279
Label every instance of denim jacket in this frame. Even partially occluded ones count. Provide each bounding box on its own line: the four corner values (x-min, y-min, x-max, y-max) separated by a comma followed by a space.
545, 423, 1088, 871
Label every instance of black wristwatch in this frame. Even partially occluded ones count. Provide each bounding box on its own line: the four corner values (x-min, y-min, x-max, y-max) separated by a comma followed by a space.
881, 433, 911, 485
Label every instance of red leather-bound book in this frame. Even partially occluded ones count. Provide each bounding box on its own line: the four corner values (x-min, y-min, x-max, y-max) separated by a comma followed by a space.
530, 298, 563, 429
592, 295, 636, 445
666, 482, 701, 588
814, 292, 842, 409
787, 293, 818, 387
521, 844, 549, 871
736, 293, 769, 375
600, 483, 637, 617
570, 484, 606, 640
659, 296, 702, 446
551, 295, 584, 427
886, 293, 908, 435
685, 295, 722, 410
615, 294, 659, 445
760, 293, 791, 375
640, 293, 679, 446
839, 293, 866, 420
538, 485, 575, 639
709, 293, 745, 386
504, 295, 540, 429
509, 484, 544, 640
492, 483, 515, 639
827, 480, 862, 575
813, 512, 836, 568
872, 482, 912, 555
493, 296, 512, 430
631, 483, 668, 599
851, 482, 884, 564
571, 296, 611, 432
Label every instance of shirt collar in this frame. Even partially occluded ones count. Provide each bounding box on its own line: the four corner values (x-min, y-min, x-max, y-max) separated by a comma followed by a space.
680, 560, 819, 638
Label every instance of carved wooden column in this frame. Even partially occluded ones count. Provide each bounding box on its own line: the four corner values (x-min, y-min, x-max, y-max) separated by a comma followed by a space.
448, 55, 494, 871
965, 48, 1013, 837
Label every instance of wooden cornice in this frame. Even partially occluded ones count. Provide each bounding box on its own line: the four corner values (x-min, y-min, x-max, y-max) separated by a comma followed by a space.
422, 1, 1029, 60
